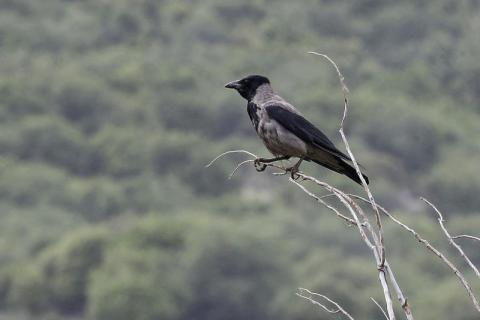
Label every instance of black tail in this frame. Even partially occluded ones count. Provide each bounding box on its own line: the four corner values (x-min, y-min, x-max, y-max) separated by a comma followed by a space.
311, 158, 369, 185
342, 161, 369, 185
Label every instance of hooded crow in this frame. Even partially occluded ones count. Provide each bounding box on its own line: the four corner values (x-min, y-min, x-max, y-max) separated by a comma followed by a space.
225, 74, 369, 185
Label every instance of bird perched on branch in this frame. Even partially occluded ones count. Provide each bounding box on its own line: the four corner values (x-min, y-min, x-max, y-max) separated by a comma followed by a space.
225, 74, 369, 185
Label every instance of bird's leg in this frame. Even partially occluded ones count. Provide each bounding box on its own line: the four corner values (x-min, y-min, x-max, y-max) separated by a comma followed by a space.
285, 158, 304, 179
254, 155, 290, 172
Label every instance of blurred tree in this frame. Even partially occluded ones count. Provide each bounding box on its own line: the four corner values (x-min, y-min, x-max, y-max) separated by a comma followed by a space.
0, 0, 478, 319
10, 228, 109, 315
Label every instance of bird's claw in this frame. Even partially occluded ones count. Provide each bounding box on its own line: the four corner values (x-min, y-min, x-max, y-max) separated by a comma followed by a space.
254, 158, 267, 172
285, 166, 302, 180
291, 172, 302, 180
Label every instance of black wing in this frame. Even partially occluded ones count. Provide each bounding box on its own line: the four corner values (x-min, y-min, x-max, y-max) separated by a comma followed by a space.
265, 105, 351, 161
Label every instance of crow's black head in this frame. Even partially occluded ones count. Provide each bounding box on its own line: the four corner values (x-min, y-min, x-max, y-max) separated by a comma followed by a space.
225, 75, 270, 100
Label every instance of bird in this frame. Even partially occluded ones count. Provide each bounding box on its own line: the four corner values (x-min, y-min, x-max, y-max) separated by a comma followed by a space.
225, 74, 369, 185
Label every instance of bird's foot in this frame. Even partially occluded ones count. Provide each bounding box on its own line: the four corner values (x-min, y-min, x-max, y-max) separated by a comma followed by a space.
254, 156, 291, 172
285, 158, 304, 180
285, 166, 302, 180
254, 158, 267, 172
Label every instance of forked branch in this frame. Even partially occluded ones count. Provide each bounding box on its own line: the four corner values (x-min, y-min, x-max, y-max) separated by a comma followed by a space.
296, 288, 355, 320
208, 53, 479, 320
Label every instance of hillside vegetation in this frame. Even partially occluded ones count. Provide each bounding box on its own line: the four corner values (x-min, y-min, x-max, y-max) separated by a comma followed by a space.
0, 1, 479, 319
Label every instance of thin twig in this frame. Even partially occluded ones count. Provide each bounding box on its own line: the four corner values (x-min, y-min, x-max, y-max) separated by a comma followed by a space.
297, 288, 355, 320
371, 297, 389, 320
205, 149, 257, 168
210, 151, 415, 319
212, 151, 417, 319
421, 197, 480, 279
309, 51, 393, 319
309, 51, 386, 268
317, 199, 414, 316
294, 175, 374, 246
290, 178, 358, 226
308, 52, 349, 93
206, 53, 458, 320
340, 126, 386, 263
296, 173, 395, 320
453, 235, 480, 242
352, 194, 480, 313
228, 159, 255, 179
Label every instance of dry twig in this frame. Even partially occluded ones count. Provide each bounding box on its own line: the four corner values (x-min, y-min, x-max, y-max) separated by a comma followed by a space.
297, 288, 355, 320
209, 53, 480, 319
351, 194, 480, 312
452, 235, 480, 242
421, 197, 480, 279
290, 179, 358, 226
371, 297, 390, 320
309, 51, 386, 268
309, 51, 395, 319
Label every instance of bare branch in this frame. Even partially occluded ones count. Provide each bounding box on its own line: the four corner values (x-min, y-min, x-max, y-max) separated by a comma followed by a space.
228, 159, 255, 179
421, 197, 480, 279
309, 51, 385, 266
209, 53, 480, 320
309, 51, 393, 319
294, 173, 396, 320
290, 178, 358, 226
371, 297, 389, 320
308, 51, 349, 129
452, 235, 480, 242
218, 152, 399, 319
340, 128, 386, 262
297, 288, 355, 320
294, 175, 374, 245
308, 52, 349, 93
351, 194, 480, 313
384, 261, 412, 318
210, 150, 419, 319
205, 149, 258, 168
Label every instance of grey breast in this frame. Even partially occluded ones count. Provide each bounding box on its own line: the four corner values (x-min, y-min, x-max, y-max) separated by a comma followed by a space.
251, 86, 308, 157
256, 102, 308, 158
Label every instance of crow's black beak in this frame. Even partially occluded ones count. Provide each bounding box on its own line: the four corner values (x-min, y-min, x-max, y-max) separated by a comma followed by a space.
225, 80, 240, 89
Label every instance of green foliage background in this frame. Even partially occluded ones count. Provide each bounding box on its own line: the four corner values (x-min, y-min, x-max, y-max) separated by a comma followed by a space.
0, 0, 479, 319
